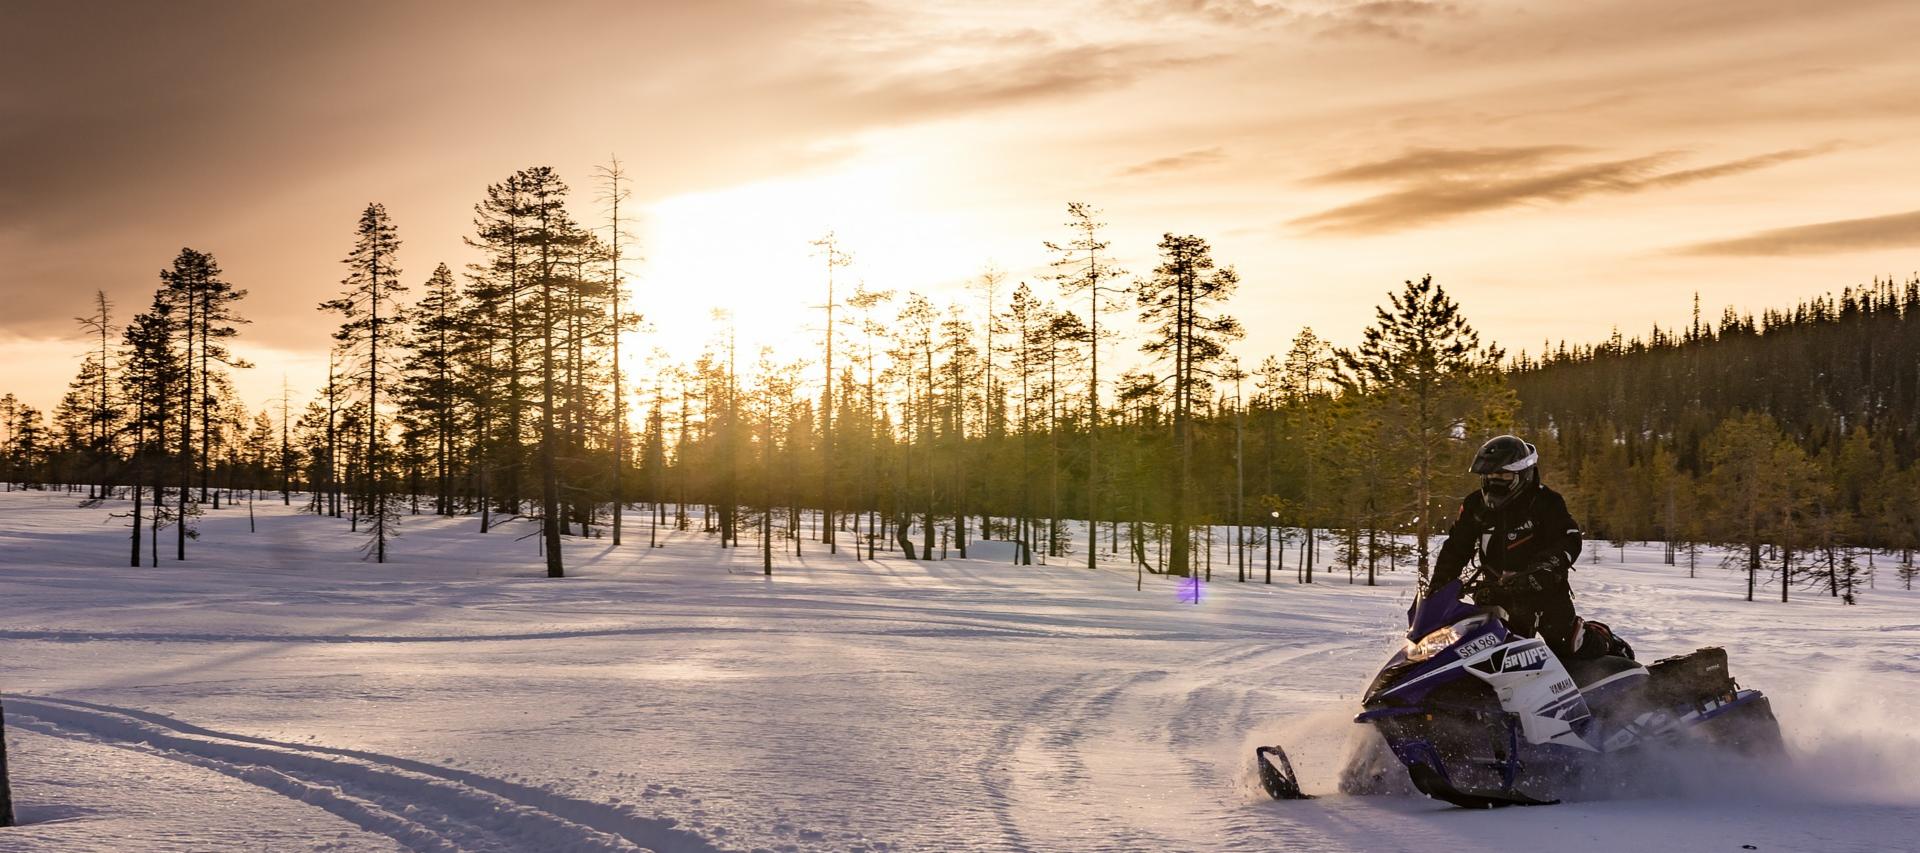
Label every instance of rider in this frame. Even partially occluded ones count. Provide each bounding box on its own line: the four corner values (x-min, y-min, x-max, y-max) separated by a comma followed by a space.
1432, 435, 1633, 662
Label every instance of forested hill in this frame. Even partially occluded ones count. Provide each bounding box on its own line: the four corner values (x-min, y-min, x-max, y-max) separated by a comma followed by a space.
1505, 276, 1920, 550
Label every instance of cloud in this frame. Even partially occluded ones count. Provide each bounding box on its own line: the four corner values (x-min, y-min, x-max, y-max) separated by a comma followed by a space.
1675, 209, 1920, 256
1118, 147, 1228, 177
1309, 1, 1464, 41
1293, 145, 1835, 234
1293, 154, 1669, 233
1115, 0, 1461, 39
0, 2, 1203, 341
1635, 143, 1839, 189
851, 42, 1207, 118
1306, 145, 1588, 184
1119, 0, 1290, 26
1346, 0, 1459, 15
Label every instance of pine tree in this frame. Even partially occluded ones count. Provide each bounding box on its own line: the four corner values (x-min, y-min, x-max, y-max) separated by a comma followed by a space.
159, 248, 244, 557
277, 377, 295, 504
809, 232, 853, 555
507, 167, 577, 577
400, 263, 463, 516
591, 158, 636, 545
466, 173, 533, 519
892, 294, 938, 560
1337, 275, 1510, 583
1043, 308, 1089, 559
1046, 203, 1126, 568
321, 353, 343, 517
1704, 413, 1798, 601
1003, 283, 1046, 564
119, 299, 182, 566
938, 306, 980, 559
844, 285, 895, 558
322, 202, 409, 562
1280, 327, 1335, 581
163, 249, 249, 509
1136, 234, 1242, 577
243, 408, 275, 515
7, 406, 47, 488
74, 291, 118, 497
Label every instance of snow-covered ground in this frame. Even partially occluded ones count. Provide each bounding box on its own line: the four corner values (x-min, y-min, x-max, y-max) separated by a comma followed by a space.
1, 489, 1916, 852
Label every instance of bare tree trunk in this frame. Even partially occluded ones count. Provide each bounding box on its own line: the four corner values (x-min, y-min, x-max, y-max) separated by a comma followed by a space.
0, 696, 14, 827
895, 511, 917, 559
539, 228, 564, 578
151, 475, 163, 567
607, 166, 626, 546
179, 289, 194, 561
131, 452, 144, 567
1781, 543, 1792, 603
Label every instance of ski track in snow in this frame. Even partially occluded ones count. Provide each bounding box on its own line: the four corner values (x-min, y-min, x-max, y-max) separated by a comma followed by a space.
969, 639, 1367, 852
6, 695, 726, 853
973, 673, 1091, 851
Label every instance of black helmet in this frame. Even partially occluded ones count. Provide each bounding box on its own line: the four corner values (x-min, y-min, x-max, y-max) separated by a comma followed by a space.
1470, 435, 1538, 509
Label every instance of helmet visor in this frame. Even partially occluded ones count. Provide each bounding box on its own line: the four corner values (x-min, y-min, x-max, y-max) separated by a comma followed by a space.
1469, 446, 1537, 475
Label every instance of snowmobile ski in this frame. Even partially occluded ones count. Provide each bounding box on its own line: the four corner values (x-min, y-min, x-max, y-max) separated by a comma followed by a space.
1256, 745, 1312, 800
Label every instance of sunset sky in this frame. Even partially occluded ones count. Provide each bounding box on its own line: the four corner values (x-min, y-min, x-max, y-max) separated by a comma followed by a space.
5, 0, 1920, 414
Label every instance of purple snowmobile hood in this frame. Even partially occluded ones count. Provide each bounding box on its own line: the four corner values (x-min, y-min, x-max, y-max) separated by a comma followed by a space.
1406, 580, 1482, 641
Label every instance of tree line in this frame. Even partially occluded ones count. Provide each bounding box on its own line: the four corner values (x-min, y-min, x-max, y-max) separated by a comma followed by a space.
1508, 281, 1920, 601
5, 182, 1915, 601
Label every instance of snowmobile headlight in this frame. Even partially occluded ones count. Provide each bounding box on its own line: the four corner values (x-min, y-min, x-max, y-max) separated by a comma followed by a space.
1404, 615, 1491, 663
1405, 626, 1458, 662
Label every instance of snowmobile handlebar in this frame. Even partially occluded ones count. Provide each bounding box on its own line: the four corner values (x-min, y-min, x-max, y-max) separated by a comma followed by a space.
1460, 552, 1570, 598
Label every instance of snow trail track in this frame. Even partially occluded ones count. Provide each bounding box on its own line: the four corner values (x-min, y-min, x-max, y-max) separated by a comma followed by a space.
6, 695, 725, 853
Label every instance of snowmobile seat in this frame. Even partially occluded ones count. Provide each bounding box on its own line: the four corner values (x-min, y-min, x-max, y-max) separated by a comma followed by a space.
1565, 654, 1647, 692
1645, 647, 1735, 708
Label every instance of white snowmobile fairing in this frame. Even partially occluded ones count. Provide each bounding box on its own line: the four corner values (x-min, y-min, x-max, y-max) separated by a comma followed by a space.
1376, 631, 1602, 751
1460, 637, 1598, 751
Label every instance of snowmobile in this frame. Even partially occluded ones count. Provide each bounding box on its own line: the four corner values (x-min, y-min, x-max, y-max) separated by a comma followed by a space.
1257, 574, 1784, 808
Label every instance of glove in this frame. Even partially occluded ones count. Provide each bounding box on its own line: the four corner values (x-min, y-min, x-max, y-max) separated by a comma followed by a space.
1580, 620, 1634, 660
1493, 553, 1570, 595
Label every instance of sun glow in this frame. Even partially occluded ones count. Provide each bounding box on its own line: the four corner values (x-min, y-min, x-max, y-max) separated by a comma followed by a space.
623, 151, 1001, 395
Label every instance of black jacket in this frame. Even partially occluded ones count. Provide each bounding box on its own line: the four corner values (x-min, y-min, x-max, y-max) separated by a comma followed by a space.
1432, 483, 1583, 591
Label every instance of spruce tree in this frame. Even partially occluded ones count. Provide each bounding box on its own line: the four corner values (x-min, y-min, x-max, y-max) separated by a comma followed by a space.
400, 263, 462, 515
513, 166, 574, 577
1003, 283, 1045, 565
120, 299, 182, 566
162, 248, 249, 509
1281, 327, 1334, 580
159, 248, 242, 557
1337, 275, 1509, 582
938, 307, 980, 558
466, 174, 532, 518
1704, 413, 1799, 601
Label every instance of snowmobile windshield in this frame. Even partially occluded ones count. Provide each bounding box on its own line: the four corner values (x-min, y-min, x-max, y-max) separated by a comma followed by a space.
1407, 580, 1483, 641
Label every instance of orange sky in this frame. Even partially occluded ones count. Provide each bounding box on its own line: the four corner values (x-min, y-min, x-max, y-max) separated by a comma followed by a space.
5, 0, 1920, 415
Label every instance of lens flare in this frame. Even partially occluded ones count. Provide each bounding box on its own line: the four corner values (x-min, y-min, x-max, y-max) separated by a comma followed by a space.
1177, 576, 1203, 605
